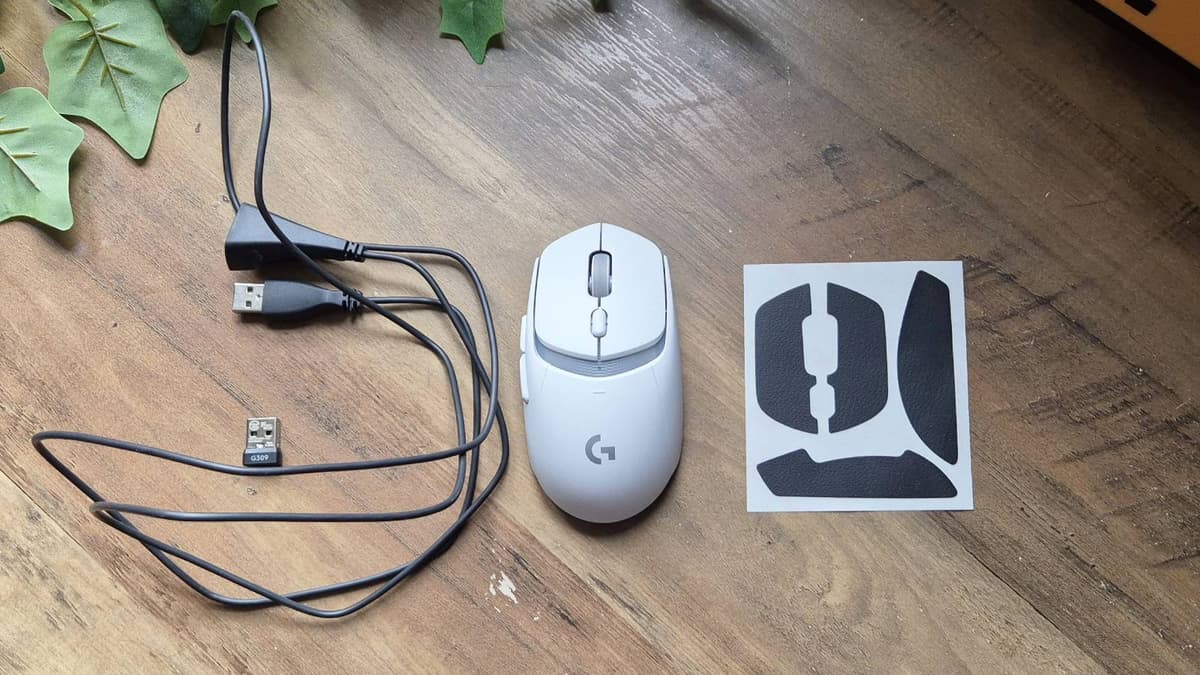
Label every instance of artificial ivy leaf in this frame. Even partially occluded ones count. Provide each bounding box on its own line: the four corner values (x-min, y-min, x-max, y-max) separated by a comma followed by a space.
439, 0, 504, 64
48, 0, 85, 20
44, 0, 188, 160
209, 0, 277, 43
0, 88, 85, 230
48, 0, 110, 21
156, 0, 216, 53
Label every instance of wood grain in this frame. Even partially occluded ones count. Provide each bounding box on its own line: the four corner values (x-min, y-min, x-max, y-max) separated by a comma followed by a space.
1, 0, 1197, 671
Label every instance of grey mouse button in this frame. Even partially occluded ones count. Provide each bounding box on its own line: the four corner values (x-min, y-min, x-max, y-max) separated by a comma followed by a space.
589, 252, 612, 297
598, 224, 666, 360
533, 224, 601, 359
590, 307, 608, 337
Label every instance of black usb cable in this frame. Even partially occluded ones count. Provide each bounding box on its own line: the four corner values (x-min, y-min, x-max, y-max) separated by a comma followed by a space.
32, 12, 509, 618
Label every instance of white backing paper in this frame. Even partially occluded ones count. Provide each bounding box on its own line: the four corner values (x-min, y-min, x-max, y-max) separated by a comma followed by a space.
744, 261, 974, 512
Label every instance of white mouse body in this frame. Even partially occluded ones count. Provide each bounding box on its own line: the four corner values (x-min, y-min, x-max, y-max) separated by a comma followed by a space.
519, 223, 683, 523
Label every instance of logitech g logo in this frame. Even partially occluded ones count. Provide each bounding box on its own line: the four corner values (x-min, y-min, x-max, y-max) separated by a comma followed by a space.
585, 434, 616, 464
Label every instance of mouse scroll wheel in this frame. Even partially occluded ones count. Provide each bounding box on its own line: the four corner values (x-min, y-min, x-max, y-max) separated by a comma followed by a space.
588, 252, 612, 298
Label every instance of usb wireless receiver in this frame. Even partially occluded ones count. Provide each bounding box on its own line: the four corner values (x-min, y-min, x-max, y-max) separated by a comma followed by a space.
243, 417, 281, 467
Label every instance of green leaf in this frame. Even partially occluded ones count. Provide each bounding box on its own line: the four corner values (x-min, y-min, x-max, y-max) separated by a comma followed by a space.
156, 0, 216, 53
0, 88, 85, 230
439, 0, 504, 64
44, 0, 188, 160
0, 53, 5, 75
48, 0, 110, 21
209, 0, 277, 43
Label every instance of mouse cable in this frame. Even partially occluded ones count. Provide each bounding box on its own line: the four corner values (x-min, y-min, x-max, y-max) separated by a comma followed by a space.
31, 11, 509, 619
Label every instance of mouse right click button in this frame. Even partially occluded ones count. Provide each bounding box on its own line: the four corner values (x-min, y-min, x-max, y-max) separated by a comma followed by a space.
597, 225, 666, 359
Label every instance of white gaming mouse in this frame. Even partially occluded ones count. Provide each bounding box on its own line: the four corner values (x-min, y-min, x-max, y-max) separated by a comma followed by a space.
518, 223, 683, 523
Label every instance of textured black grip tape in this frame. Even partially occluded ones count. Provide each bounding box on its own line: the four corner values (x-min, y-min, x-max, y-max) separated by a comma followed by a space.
827, 283, 888, 432
754, 284, 818, 432
757, 449, 956, 498
898, 271, 959, 464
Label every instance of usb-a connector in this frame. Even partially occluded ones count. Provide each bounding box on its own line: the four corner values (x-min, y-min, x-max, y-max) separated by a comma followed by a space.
232, 283, 265, 313
231, 280, 360, 319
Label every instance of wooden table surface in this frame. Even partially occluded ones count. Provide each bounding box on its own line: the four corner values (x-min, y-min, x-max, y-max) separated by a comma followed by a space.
2, 0, 1198, 672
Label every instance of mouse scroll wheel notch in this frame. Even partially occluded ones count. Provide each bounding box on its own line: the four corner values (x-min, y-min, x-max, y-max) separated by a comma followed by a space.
588, 251, 612, 298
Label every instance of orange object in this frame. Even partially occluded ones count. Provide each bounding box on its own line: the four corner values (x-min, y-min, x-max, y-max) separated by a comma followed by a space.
1094, 0, 1200, 67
